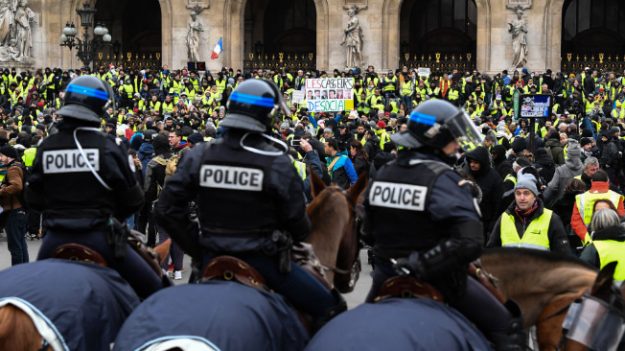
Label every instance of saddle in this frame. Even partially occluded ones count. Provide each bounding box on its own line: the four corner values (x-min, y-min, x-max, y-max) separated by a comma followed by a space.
374, 262, 506, 304
52, 243, 108, 267
201, 256, 268, 291
374, 276, 444, 302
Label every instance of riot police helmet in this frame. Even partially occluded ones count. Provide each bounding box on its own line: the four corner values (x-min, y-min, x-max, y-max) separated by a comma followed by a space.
56, 76, 114, 123
221, 79, 290, 132
391, 99, 483, 152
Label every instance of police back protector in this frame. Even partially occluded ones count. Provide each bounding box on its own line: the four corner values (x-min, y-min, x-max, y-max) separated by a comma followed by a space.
38, 131, 114, 224
197, 140, 286, 252
369, 159, 451, 258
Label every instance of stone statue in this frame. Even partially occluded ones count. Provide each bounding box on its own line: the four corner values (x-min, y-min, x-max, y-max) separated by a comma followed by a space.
186, 10, 203, 62
14, 0, 35, 60
341, 4, 367, 68
508, 6, 528, 69
0, 0, 16, 47
0, 0, 35, 63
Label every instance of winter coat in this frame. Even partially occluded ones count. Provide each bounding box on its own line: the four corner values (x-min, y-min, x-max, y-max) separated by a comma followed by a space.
465, 147, 503, 237
545, 138, 565, 166
544, 144, 583, 207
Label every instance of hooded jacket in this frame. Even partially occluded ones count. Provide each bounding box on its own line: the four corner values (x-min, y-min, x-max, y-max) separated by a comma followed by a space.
544, 140, 583, 207
532, 147, 556, 184
465, 147, 503, 236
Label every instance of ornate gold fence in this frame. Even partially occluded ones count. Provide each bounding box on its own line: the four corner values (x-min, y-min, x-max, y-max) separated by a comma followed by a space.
561, 52, 625, 72
399, 52, 476, 72
244, 52, 316, 71
93, 51, 162, 70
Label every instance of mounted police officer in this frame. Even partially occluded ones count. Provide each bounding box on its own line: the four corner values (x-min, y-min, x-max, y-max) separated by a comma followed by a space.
155, 78, 346, 327
25, 76, 166, 299
363, 99, 525, 351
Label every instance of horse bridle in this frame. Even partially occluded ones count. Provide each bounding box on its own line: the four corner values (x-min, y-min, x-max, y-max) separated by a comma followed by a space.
542, 287, 625, 351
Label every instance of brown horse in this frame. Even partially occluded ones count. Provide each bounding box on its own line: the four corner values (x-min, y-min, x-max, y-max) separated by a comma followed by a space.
0, 305, 46, 351
480, 248, 625, 351
306, 171, 367, 292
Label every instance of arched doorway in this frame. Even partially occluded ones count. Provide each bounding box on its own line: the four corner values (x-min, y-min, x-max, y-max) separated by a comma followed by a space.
92, 0, 162, 69
562, 0, 625, 71
243, 0, 317, 71
399, 0, 477, 71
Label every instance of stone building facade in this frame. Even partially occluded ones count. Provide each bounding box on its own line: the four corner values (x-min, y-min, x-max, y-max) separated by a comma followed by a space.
5, 0, 617, 73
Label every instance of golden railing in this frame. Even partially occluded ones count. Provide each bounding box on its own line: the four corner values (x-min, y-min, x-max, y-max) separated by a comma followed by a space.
561, 52, 625, 72
399, 52, 476, 72
93, 51, 162, 70
244, 52, 316, 71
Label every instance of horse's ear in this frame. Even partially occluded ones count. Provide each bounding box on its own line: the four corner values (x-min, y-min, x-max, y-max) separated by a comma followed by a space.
347, 172, 368, 205
592, 261, 617, 299
309, 167, 326, 198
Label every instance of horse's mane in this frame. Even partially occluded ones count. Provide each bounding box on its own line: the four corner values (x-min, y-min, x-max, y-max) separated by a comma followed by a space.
482, 247, 597, 272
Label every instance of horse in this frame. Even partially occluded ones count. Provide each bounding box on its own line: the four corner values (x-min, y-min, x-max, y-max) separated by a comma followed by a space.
479, 248, 615, 351
0, 259, 141, 351
113, 173, 369, 351
305, 248, 625, 351
306, 171, 368, 292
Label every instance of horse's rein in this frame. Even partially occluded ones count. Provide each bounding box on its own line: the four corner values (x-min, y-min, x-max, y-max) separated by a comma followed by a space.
536, 290, 588, 325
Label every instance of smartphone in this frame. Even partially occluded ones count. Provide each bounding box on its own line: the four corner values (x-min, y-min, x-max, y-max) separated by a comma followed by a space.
290, 139, 301, 147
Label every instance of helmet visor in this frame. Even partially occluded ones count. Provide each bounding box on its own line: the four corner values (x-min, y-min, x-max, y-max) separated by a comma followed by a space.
446, 110, 483, 152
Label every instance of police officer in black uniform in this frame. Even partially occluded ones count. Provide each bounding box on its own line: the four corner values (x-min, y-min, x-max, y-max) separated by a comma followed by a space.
155, 79, 346, 326
364, 100, 525, 351
25, 76, 165, 299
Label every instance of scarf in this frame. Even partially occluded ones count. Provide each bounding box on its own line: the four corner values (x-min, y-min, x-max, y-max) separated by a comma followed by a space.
514, 200, 539, 219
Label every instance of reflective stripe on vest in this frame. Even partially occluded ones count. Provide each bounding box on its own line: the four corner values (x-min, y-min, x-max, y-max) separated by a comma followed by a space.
576, 191, 623, 226
593, 240, 625, 283
292, 160, 307, 180
500, 209, 552, 251
504, 174, 517, 186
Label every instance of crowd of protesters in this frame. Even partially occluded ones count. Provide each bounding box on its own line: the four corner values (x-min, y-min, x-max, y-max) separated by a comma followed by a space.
0, 63, 624, 274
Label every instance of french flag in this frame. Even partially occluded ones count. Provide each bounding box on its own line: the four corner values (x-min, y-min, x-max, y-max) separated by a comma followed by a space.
211, 37, 223, 60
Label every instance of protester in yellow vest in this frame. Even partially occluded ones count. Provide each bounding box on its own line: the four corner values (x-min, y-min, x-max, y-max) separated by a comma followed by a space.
580, 208, 625, 283
571, 170, 625, 246
488, 174, 570, 253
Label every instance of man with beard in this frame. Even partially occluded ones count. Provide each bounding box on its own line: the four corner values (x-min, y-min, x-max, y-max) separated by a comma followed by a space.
465, 146, 503, 239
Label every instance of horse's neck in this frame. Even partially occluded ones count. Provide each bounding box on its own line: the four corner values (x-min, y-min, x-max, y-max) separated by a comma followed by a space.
496, 265, 596, 326
308, 215, 349, 269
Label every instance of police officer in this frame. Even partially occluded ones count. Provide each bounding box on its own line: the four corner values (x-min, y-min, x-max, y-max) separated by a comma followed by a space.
364, 100, 525, 350
155, 79, 346, 327
25, 76, 166, 299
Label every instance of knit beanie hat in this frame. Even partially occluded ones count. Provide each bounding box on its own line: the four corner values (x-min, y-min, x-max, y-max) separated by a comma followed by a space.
515, 173, 539, 196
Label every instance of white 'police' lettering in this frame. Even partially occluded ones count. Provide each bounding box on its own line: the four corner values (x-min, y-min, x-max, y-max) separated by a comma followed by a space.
42, 149, 100, 174
200, 165, 263, 191
369, 181, 427, 211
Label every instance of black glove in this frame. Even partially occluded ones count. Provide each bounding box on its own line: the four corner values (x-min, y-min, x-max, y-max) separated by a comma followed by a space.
393, 251, 427, 278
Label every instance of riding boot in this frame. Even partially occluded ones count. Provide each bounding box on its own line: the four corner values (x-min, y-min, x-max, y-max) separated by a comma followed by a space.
488, 301, 527, 351
312, 289, 347, 332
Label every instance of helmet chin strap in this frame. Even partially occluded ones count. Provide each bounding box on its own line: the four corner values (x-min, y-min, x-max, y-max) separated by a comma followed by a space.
239, 132, 288, 157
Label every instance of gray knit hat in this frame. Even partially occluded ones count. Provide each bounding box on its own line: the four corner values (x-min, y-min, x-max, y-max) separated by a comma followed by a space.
515, 173, 539, 196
